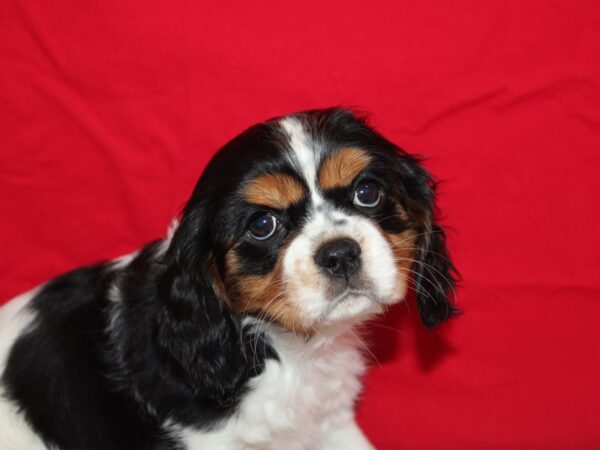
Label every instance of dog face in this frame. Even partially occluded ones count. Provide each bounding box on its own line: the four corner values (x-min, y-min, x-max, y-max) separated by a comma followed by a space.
164, 108, 456, 335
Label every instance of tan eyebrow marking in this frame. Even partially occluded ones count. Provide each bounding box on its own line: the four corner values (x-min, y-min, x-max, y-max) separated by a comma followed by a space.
318, 147, 371, 190
243, 173, 306, 209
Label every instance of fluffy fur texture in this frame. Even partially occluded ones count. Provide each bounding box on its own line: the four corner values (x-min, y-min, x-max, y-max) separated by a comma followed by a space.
0, 108, 456, 449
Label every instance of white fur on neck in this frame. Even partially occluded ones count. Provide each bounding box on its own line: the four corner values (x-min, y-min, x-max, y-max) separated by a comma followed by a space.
173, 322, 371, 450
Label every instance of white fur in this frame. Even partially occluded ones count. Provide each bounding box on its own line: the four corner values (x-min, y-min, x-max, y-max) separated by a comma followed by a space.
281, 117, 325, 206
110, 251, 139, 271
173, 323, 374, 450
279, 117, 406, 330
0, 288, 46, 450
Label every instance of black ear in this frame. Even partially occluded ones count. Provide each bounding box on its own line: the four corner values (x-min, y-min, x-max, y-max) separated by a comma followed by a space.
415, 220, 458, 327
156, 206, 247, 404
396, 154, 458, 328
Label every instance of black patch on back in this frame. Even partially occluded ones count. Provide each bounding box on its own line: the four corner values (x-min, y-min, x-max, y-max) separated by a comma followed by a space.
2, 263, 178, 449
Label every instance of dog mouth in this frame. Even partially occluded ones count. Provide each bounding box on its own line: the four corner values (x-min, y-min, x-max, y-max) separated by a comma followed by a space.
316, 285, 384, 324
329, 288, 371, 305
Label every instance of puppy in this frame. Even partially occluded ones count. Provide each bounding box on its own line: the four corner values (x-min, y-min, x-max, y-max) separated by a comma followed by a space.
0, 108, 456, 449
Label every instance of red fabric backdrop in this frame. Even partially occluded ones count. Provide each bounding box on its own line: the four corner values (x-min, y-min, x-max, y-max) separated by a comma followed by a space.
1, 1, 599, 448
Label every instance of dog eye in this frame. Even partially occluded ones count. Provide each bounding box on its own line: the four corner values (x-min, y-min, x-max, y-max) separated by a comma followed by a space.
353, 182, 381, 208
249, 213, 278, 240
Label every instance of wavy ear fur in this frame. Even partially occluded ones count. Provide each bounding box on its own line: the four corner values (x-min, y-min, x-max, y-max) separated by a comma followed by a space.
415, 220, 458, 327
156, 206, 247, 404
395, 154, 458, 327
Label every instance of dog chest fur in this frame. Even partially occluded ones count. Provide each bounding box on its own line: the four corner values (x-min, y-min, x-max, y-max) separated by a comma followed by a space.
176, 328, 367, 449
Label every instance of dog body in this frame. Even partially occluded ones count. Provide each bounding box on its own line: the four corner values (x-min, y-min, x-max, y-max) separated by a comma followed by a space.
0, 266, 368, 450
0, 108, 455, 449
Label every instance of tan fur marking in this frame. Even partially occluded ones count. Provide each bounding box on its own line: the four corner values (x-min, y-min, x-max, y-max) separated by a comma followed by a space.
318, 147, 371, 190
384, 229, 417, 274
224, 243, 309, 333
237, 273, 302, 331
243, 173, 305, 209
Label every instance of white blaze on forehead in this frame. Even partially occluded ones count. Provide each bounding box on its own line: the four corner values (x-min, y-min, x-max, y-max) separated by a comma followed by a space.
279, 117, 324, 206
278, 116, 406, 329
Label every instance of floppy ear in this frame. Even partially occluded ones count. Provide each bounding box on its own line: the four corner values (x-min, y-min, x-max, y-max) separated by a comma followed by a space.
396, 154, 458, 327
156, 205, 248, 404
415, 220, 458, 327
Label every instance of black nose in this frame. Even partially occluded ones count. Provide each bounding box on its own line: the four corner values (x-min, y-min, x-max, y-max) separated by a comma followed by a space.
314, 238, 362, 280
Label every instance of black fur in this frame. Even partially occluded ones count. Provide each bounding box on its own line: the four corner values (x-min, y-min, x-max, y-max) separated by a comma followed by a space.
3, 263, 178, 449
1, 107, 456, 449
3, 242, 275, 449
390, 152, 458, 327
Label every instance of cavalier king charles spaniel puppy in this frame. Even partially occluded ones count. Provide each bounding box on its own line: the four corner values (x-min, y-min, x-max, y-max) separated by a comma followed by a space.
0, 108, 456, 449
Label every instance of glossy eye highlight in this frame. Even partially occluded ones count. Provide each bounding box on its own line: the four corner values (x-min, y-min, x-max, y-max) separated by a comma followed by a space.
353, 182, 381, 208
249, 213, 278, 240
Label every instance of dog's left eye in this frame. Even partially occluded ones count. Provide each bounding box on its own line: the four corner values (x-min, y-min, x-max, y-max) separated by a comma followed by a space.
248, 212, 278, 240
353, 182, 381, 208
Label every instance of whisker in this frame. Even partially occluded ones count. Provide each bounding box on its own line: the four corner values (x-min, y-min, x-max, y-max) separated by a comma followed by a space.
392, 256, 457, 300
349, 328, 382, 368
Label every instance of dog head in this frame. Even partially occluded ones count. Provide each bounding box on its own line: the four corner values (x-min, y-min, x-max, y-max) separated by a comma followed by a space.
155, 108, 456, 402
163, 108, 456, 331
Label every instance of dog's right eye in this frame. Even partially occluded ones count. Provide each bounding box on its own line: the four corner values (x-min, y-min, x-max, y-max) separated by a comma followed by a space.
353, 181, 381, 208
248, 213, 278, 240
